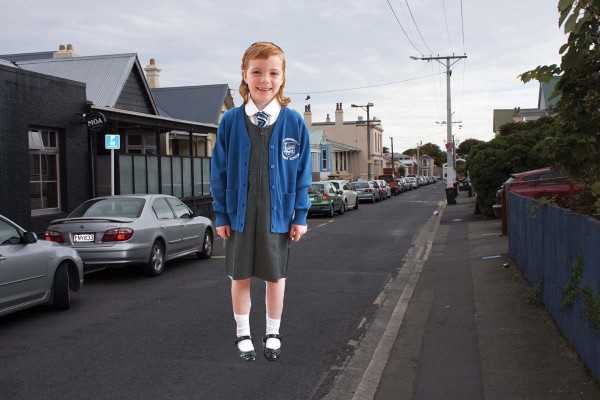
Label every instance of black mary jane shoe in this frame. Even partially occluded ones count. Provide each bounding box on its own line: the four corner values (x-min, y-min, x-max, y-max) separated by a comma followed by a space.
263, 334, 282, 361
235, 336, 256, 361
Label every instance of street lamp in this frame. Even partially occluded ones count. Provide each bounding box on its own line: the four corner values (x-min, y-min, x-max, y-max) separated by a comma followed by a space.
351, 103, 374, 180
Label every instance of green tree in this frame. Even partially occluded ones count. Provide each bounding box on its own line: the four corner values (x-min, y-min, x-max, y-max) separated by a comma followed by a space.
456, 138, 484, 158
419, 143, 445, 166
520, 0, 600, 211
468, 127, 554, 217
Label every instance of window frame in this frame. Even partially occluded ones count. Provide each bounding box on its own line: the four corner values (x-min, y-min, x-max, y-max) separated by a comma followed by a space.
29, 128, 61, 216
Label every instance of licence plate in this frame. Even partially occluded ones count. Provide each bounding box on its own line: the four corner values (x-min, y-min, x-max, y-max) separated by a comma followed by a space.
73, 233, 94, 243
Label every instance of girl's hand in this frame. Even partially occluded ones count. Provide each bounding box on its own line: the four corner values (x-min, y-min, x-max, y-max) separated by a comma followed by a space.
289, 224, 307, 242
216, 225, 231, 239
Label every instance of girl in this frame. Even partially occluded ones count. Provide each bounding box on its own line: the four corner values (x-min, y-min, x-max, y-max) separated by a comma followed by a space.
210, 42, 312, 361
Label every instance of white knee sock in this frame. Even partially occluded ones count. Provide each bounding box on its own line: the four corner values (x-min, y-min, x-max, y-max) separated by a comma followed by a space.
266, 315, 281, 350
234, 313, 254, 352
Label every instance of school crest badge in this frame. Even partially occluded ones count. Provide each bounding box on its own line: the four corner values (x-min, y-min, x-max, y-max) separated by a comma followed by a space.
282, 138, 300, 160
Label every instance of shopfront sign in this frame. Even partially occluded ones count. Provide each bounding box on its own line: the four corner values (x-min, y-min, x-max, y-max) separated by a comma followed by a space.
87, 112, 106, 132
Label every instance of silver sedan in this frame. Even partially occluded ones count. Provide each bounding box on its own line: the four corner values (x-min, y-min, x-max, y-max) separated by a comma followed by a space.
0, 214, 83, 317
45, 195, 214, 276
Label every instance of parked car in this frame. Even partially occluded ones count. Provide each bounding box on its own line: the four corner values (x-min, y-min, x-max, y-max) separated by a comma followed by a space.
328, 179, 359, 212
378, 175, 400, 195
406, 176, 419, 189
492, 167, 586, 218
45, 194, 214, 276
308, 181, 345, 217
380, 180, 393, 198
0, 214, 83, 316
371, 180, 388, 200
350, 181, 381, 203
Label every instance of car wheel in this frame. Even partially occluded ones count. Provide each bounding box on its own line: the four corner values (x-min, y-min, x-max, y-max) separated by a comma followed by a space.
338, 201, 347, 215
371, 195, 376, 203
197, 229, 213, 259
144, 240, 165, 277
328, 204, 335, 218
353, 198, 359, 209
51, 262, 70, 310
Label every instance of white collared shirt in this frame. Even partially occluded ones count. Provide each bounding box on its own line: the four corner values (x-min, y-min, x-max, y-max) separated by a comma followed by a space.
245, 97, 281, 126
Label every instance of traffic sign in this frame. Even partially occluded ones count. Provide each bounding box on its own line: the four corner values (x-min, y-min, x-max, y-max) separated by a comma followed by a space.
105, 134, 121, 150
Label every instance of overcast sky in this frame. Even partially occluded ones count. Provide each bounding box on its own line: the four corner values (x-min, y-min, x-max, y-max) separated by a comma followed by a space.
1, 0, 567, 152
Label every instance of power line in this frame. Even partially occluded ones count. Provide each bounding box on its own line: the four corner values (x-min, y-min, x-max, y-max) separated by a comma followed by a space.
404, 0, 435, 54
287, 72, 444, 95
441, 0, 453, 53
460, 0, 466, 53
385, 0, 423, 54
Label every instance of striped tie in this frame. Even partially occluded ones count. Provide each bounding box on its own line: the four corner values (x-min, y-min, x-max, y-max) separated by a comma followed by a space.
256, 111, 268, 127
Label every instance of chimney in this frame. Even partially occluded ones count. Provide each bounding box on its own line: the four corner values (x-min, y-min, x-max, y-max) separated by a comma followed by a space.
357, 116, 363, 121
53, 43, 79, 58
335, 102, 343, 125
303, 104, 312, 127
144, 58, 162, 89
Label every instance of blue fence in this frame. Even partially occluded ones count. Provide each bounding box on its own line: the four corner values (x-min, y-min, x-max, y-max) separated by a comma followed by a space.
508, 192, 600, 381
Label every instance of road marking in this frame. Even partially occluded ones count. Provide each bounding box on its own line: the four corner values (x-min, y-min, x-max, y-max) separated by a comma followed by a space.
321, 201, 445, 400
212, 255, 225, 259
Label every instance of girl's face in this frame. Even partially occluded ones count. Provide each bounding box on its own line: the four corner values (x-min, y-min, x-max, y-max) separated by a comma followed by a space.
243, 55, 284, 110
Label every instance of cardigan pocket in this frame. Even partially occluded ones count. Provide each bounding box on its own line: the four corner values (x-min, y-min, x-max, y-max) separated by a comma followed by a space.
282, 192, 295, 217
226, 189, 238, 213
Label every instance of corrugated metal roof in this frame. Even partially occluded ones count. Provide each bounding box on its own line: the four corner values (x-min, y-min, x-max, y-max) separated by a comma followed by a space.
309, 130, 359, 151
0, 51, 54, 62
0, 59, 17, 68
151, 84, 229, 125
15, 54, 138, 108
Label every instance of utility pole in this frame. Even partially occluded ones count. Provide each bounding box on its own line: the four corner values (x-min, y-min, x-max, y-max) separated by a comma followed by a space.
390, 137, 394, 176
411, 54, 467, 187
351, 103, 374, 180
416, 140, 422, 176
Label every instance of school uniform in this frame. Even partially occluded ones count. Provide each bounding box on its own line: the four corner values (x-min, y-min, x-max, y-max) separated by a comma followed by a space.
210, 99, 312, 282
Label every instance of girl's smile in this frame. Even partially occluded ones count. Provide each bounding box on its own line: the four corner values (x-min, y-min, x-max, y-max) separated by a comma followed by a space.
243, 55, 284, 110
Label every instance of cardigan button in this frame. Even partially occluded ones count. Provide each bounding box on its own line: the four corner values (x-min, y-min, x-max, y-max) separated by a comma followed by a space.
271, 185, 275, 189
270, 165, 274, 169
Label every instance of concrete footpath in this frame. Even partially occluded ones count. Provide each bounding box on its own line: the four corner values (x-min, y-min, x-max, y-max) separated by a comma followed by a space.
324, 190, 600, 400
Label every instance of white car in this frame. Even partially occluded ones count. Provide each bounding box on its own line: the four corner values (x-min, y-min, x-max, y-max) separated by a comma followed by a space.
0, 214, 84, 317
326, 180, 359, 212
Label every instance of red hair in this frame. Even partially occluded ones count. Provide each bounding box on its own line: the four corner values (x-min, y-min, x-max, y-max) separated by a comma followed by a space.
239, 42, 291, 106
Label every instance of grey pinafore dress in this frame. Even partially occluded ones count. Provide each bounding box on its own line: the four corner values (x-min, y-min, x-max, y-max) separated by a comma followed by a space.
225, 113, 290, 282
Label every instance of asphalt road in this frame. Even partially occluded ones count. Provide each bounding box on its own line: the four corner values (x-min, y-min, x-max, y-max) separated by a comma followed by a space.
0, 183, 445, 400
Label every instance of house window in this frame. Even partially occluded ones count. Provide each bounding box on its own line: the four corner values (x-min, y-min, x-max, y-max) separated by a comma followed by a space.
29, 129, 60, 215
127, 133, 157, 155
311, 153, 320, 173
321, 149, 329, 171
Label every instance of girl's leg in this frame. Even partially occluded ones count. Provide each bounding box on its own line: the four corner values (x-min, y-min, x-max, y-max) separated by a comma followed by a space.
265, 277, 286, 319
265, 278, 286, 350
232, 278, 254, 353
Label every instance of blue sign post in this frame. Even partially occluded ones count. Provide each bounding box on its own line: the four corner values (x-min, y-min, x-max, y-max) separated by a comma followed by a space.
105, 135, 121, 196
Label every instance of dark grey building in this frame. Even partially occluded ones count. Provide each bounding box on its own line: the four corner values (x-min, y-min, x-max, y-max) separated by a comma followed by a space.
0, 46, 224, 232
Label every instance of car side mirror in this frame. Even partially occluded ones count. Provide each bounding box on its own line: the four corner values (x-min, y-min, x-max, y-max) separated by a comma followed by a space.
193, 210, 203, 217
338, 190, 343, 195
23, 232, 37, 244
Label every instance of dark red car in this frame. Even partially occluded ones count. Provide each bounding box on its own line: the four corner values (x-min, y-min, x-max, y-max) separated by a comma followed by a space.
492, 167, 585, 218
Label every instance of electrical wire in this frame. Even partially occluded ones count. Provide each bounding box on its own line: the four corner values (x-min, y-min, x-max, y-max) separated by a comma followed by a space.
385, 0, 423, 54
404, 0, 435, 54
441, 0, 453, 53
460, 0, 466, 53
287, 72, 444, 95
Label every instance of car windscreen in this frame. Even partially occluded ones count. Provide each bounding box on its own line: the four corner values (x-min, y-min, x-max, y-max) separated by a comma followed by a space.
309, 184, 325, 194
351, 182, 369, 189
69, 198, 145, 218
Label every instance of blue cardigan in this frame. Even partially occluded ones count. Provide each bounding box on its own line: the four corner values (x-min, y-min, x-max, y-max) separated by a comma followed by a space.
210, 106, 312, 233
